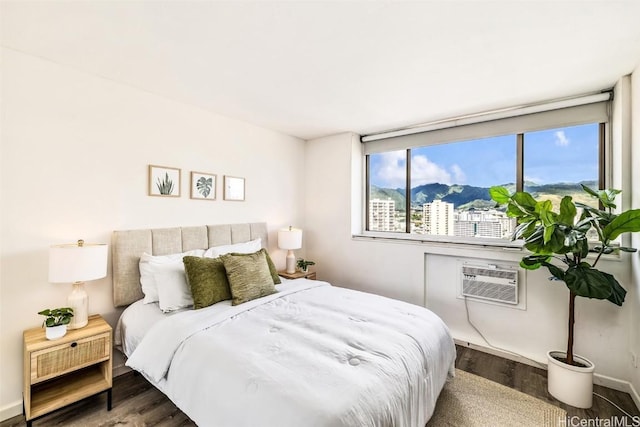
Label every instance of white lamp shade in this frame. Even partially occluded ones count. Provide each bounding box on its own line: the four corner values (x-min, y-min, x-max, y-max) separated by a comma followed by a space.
49, 243, 108, 283
278, 228, 302, 250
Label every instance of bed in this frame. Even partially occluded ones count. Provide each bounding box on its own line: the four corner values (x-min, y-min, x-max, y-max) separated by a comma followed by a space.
113, 223, 455, 427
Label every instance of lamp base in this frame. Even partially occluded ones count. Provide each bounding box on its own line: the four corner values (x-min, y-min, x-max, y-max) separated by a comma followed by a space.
285, 250, 296, 274
67, 282, 88, 329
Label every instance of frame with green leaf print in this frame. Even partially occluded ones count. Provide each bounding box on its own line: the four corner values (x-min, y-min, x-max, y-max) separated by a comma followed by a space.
190, 171, 216, 200
148, 165, 181, 197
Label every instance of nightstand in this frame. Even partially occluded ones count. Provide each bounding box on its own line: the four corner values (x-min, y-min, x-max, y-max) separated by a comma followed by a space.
23, 314, 112, 426
278, 270, 317, 280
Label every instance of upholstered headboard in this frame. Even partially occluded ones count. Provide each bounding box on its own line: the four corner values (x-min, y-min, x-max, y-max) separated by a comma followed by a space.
112, 222, 268, 307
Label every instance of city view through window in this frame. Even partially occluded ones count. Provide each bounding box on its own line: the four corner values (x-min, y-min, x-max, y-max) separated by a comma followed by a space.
367, 123, 601, 239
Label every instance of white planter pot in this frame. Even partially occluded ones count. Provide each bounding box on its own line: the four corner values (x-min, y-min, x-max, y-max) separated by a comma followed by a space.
547, 350, 594, 408
45, 324, 67, 340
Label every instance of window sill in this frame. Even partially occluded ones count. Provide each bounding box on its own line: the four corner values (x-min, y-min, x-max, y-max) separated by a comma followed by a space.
351, 232, 624, 262
353, 231, 523, 250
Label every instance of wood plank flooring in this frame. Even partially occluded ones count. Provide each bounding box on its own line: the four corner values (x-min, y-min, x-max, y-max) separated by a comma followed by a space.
455, 345, 640, 421
2, 345, 638, 426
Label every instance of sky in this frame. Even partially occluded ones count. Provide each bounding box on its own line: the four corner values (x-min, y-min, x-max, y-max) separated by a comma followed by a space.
370, 123, 599, 189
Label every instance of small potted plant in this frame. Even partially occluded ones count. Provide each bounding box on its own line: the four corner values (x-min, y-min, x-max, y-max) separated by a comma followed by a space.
38, 307, 74, 340
296, 258, 316, 273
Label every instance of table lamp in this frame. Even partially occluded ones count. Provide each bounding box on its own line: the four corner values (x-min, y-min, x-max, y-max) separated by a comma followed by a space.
278, 227, 302, 274
49, 240, 108, 329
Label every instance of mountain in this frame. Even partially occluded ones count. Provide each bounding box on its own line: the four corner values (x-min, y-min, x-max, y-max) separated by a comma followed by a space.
370, 180, 598, 210
369, 186, 406, 210
412, 183, 492, 208
370, 183, 491, 210
525, 180, 598, 207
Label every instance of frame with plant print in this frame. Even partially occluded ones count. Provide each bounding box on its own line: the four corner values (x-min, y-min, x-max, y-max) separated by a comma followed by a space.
223, 175, 245, 201
148, 165, 181, 197
190, 171, 216, 200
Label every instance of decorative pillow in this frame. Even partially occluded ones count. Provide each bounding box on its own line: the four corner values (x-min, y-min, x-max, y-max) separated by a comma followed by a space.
139, 249, 205, 304
226, 249, 281, 285
204, 238, 262, 258
154, 260, 195, 312
264, 250, 281, 285
183, 256, 232, 309
221, 250, 278, 305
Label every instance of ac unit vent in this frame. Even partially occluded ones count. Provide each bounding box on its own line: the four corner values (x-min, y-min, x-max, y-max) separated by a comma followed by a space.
461, 264, 518, 305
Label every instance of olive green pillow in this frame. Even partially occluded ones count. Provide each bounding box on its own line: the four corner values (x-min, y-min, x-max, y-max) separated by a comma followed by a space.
227, 249, 281, 285
265, 250, 281, 285
221, 250, 278, 305
183, 256, 232, 309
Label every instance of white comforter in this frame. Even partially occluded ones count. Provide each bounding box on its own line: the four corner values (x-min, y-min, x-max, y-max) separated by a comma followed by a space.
126, 280, 455, 427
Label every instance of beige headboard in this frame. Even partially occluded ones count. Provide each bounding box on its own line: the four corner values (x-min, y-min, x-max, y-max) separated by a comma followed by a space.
112, 222, 268, 307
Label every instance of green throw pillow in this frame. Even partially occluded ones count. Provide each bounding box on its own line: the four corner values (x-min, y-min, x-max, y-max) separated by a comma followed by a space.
227, 249, 281, 285
221, 250, 278, 305
183, 256, 232, 309
264, 249, 281, 284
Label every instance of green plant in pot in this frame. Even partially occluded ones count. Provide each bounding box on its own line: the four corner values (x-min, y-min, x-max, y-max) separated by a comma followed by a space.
490, 185, 640, 408
296, 258, 315, 273
38, 307, 74, 340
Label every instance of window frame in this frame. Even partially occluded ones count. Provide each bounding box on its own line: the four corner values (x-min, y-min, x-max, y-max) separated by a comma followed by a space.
363, 122, 607, 244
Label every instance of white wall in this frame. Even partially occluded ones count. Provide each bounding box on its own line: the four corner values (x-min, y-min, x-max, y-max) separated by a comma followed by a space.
304, 87, 638, 396
0, 47, 306, 419
630, 64, 640, 401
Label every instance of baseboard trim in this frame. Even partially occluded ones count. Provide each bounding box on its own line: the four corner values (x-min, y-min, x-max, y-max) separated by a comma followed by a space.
113, 362, 132, 377
454, 339, 546, 369
0, 400, 23, 423
626, 379, 640, 411
456, 340, 639, 403
592, 372, 632, 394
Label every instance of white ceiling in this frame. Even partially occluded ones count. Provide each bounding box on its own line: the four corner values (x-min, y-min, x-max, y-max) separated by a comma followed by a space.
2, 1, 640, 140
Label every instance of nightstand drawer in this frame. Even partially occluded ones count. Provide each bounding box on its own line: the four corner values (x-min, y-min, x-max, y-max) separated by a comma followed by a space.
31, 332, 110, 383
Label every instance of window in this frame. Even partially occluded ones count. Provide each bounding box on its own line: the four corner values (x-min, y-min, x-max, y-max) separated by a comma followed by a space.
368, 150, 407, 232
363, 95, 610, 242
523, 123, 601, 209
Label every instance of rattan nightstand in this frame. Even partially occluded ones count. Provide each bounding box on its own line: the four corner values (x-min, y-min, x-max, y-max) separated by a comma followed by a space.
23, 314, 112, 426
278, 270, 317, 280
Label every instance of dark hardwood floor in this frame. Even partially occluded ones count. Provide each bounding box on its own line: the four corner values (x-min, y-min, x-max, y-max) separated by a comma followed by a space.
2, 345, 638, 426
455, 345, 640, 422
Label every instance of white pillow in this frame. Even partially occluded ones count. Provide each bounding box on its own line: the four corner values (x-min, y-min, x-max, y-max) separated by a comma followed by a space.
139, 249, 204, 304
155, 261, 194, 312
203, 238, 262, 258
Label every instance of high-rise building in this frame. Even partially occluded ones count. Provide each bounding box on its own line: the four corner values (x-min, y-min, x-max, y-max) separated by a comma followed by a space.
423, 200, 454, 236
369, 199, 395, 231
454, 209, 514, 238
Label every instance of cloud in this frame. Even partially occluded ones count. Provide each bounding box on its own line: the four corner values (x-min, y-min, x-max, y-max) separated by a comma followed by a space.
411, 154, 455, 186
554, 131, 570, 146
373, 151, 408, 188
373, 152, 468, 188
450, 164, 466, 184
412, 154, 469, 186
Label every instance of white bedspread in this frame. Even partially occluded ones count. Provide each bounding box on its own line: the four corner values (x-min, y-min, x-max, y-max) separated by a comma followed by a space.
126, 280, 455, 427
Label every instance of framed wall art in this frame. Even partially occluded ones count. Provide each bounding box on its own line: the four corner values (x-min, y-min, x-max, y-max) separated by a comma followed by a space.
223, 175, 245, 201
148, 165, 181, 197
191, 171, 216, 200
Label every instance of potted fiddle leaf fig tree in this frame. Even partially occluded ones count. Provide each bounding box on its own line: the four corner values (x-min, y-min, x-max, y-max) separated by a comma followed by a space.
490, 184, 640, 408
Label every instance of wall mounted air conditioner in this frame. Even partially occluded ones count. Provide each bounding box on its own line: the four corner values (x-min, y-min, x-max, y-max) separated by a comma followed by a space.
461, 264, 518, 305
